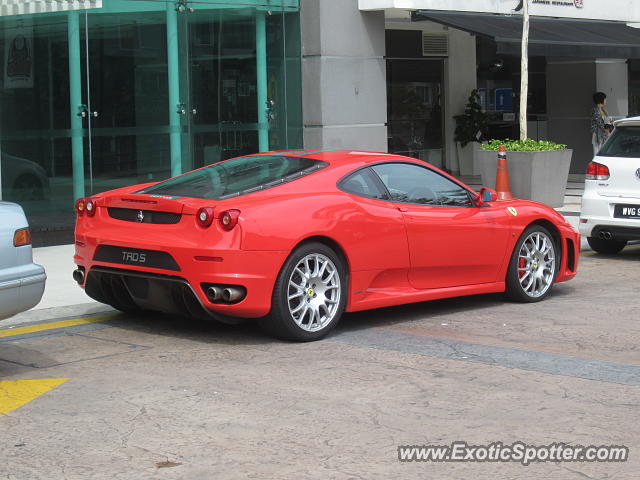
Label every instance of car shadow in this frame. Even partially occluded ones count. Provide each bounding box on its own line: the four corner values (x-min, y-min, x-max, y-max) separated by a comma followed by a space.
106, 311, 272, 346
582, 247, 640, 262
334, 292, 507, 334
85, 281, 581, 346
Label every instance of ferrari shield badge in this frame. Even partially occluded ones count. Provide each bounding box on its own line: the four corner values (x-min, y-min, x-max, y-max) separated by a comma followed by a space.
507, 207, 518, 217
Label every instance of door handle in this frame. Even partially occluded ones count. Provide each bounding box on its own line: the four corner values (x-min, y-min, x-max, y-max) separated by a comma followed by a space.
396, 206, 408, 212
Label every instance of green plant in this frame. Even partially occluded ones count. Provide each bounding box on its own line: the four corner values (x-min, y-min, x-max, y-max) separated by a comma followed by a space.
454, 90, 488, 147
482, 138, 567, 152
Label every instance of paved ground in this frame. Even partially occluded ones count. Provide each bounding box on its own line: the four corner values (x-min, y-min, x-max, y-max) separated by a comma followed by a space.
4, 181, 640, 479
1, 239, 640, 479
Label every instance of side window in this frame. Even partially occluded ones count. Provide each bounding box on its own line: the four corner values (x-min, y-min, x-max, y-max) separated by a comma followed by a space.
371, 163, 472, 207
339, 168, 389, 200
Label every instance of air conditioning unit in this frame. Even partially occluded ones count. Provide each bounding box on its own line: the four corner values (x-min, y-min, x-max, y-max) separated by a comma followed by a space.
422, 32, 449, 57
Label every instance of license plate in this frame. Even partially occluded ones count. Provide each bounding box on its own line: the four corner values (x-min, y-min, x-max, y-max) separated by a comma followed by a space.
614, 204, 640, 219
94, 245, 180, 271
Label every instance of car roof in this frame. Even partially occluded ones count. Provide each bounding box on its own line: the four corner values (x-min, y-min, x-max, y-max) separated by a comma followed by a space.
614, 116, 640, 127
259, 149, 413, 165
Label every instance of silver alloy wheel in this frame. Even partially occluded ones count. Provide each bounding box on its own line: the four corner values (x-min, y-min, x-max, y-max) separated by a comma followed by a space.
287, 253, 341, 332
517, 231, 556, 298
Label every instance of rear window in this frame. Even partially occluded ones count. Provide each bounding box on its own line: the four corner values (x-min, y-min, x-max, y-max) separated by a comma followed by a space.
599, 126, 640, 157
138, 155, 327, 200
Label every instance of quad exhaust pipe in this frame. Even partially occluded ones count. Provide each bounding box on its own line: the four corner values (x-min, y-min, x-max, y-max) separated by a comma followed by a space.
599, 230, 613, 240
206, 285, 245, 304
222, 287, 244, 303
206, 286, 223, 301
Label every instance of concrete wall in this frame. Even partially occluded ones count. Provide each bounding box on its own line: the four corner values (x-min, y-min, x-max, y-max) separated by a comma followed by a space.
300, 0, 387, 151
547, 59, 629, 174
384, 12, 477, 173
596, 59, 629, 120
546, 60, 596, 174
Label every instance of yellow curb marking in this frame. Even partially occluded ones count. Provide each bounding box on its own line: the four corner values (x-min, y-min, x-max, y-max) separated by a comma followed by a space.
0, 379, 69, 416
0, 314, 117, 339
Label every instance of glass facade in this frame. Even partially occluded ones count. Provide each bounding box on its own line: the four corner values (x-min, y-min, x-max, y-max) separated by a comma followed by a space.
0, 0, 302, 244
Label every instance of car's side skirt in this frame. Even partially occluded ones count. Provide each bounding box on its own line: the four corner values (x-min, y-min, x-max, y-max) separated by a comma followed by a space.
346, 282, 506, 312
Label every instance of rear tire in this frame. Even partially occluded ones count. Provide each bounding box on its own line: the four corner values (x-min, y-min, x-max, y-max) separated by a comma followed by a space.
505, 225, 558, 303
587, 236, 627, 254
260, 242, 347, 342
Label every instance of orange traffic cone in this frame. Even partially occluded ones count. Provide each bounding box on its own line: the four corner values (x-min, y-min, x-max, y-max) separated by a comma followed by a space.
495, 145, 514, 201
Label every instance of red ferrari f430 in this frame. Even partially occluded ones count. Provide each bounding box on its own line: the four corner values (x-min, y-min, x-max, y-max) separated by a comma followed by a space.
73, 150, 579, 341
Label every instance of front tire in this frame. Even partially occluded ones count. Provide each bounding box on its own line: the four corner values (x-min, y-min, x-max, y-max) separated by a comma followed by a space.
505, 225, 558, 303
260, 242, 347, 341
587, 236, 627, 254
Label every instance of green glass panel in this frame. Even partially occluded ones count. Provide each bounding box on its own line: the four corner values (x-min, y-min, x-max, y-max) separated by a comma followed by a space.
0, 14, 76, 233
0, 0, 303, 244
80, 10, 172, 196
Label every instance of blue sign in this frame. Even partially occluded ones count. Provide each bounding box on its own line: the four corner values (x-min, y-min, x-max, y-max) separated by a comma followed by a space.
495, 88, 513, 112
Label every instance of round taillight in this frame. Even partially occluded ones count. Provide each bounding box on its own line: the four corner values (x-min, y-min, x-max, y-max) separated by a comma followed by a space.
219, 209, 240, 231
75, 198, 86, 216
85, 199, 96, 217
196, 207, 215, 228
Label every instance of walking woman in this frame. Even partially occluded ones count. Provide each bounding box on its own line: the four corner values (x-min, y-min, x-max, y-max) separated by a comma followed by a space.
590, 91, 611, 155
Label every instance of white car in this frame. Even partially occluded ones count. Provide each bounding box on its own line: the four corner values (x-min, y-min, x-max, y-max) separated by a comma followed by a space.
580, 116, 640, 253
0, 202, 46, 319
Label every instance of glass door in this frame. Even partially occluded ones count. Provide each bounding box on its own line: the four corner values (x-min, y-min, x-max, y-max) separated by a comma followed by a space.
182, 5, 264, 171
78, 0, 303, 194
79, 5, 172, 197
180, 3, 303, 169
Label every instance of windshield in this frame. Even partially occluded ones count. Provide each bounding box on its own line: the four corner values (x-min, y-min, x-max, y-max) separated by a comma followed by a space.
598, 126, 640, 157
138, 155, 327, 200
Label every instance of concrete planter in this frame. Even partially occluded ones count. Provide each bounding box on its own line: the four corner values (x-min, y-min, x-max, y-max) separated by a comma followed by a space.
478, 149, 573, 208
456, 142, 483, 176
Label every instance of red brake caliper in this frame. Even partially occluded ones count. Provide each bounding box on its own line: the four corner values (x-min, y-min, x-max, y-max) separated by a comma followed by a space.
518, 257, 527, 278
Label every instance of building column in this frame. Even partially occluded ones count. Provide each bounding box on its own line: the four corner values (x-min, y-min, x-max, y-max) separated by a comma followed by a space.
68, 11, 84, 200
256, 10, 269, 152
300, 0, 387, 151
166, 3, 182, 177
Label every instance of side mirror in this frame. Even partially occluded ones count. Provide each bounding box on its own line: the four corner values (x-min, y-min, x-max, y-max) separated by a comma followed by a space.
476, 187, 498, 206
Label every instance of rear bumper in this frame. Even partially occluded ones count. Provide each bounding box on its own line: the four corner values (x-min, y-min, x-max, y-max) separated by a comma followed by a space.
586, 225, 640, 242
0, 265, 46, 320
74, 241, 287, 318
579, 190, 640, 238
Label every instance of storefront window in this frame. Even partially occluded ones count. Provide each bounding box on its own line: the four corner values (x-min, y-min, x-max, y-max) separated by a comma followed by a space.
0, 0, 302, 245
386, 30, 444, 169
476, 36, 547, 141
